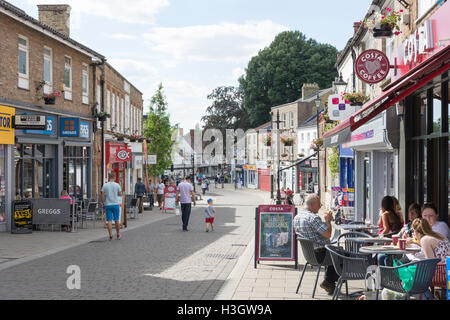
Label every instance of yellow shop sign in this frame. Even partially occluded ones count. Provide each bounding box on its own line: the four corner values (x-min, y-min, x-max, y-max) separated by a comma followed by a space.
0, 105, 15, 144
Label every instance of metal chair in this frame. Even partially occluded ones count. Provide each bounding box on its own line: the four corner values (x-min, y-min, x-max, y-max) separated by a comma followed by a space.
296, 238, 334, 298
82, 202, 98, 228
127, 198, 138, 220
337, 231, 371, 253
330, 228, 341, 244
325, 244, 373, 300
431, 262, 447, 299
376, 258, 440, 300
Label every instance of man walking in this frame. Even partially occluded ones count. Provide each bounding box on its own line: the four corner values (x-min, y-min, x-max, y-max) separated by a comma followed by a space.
148, 179, 155, 209
156, 179, 165, 210
134, 177, 147, 214
176, 176, 196, 231
293, 194, 337, 295
102, 172, 123, 240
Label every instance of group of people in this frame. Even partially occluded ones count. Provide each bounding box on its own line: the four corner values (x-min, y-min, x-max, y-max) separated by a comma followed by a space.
293, 193, 450, 297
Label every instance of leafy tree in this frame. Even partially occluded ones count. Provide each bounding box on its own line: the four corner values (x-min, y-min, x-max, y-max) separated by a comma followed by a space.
201, 86, 250, 131
143, 83, 176, 176
239, 31, 339, 127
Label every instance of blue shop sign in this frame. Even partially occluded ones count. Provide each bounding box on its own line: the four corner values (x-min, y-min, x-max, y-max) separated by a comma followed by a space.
79, 121, 89, 139
339, 145, 354, 158
60, 118, 79, 137
24, 115, 54, 135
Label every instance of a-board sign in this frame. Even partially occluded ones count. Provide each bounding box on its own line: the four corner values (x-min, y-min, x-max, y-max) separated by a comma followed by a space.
29, 198, 71, 225
11, 200, 33, 234
255, 205, 297, 266
163, 185, 177, 212
447, 256, 450, 300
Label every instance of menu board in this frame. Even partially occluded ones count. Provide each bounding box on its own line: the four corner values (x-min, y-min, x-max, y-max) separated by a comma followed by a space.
256, 205, 296, 262
163, 185, 177, 212
447, 257, 450, 301
11, 200, 33, 234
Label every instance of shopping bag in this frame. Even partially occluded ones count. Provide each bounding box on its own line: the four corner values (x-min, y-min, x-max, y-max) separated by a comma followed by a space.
394, 259, 417, 291
175, 206, 181, 216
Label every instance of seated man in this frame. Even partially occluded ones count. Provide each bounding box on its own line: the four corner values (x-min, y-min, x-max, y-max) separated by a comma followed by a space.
293, 194, 338, 295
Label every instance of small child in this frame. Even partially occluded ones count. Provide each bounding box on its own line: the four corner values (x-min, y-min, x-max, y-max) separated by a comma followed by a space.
205, 198, 216, 232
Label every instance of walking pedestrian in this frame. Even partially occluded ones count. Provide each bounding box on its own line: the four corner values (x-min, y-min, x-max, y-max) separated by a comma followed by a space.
214, 176, 218, 189
148, 179, 155, 210
102, 172, 123, 240
201, 179, 207, 196
176, 176, 196, 231
205, 198, 216, 232
134, 177, 147, 213
156, 179, 165, 210
220, 175, 224, 189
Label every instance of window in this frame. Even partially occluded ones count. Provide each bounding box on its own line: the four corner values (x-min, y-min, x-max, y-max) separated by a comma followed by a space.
64, 57, 72, 100
43, 47, 52, 94
282, 113, 287, 128
290, 112, 294, 128
106, 90, 111, 130
307, 133, 310, 142
111, 93, 116, 130
82, 64, 88, 104
301, 133, 304, 142
18, 36, 29, 89
418, 0, 440, 19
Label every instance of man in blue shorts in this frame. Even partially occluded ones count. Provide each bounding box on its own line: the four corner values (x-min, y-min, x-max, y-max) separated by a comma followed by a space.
102, 172, 123, 240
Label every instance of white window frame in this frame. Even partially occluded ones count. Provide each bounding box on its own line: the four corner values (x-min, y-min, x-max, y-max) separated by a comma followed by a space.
118, 97, 122, 133
96, 85, 101, 127
290, 112, 294, 128
64, 56, 72, 100
82, 63, 89, 105
106, 90, 111, 130
282, 113, 286, 129
112, 93, 116, 130
417, 0, 439, 21
43, 46, 52, 94
18, 35, 29, 90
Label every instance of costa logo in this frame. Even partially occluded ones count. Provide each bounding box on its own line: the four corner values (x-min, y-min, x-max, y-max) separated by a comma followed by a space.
167, 186, 175, 192
116, 149, 131, 162
355, 49, 390, 84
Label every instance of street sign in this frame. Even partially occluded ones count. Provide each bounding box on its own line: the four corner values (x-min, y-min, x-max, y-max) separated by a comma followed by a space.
14, 114, 46, 130
148, 155, 157, 164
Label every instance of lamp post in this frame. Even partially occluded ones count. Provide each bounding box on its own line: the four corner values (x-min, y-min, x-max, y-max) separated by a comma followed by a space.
333, 73, 348, 95
269, 110, 286, 205
315, 94, 322, 198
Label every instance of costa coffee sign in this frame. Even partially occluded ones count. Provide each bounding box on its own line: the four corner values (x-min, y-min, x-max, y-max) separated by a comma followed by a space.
115, 148, 132, 162
355, 49, 390, 84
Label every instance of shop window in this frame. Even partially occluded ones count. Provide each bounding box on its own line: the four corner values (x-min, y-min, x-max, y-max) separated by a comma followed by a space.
63, 146, 90, 201
432, 84, 442, 133
106, 90, 111, 130
18, 35, 29, 89
0, 145, 6, 223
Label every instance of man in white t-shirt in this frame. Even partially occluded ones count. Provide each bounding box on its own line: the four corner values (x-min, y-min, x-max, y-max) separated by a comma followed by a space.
156, 179, 166, 210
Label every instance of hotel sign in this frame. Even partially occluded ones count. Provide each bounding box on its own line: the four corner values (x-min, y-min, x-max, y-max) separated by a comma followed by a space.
0, 105, 15, 144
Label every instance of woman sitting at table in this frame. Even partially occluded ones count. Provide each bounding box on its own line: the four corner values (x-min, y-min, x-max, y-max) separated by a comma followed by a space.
392, 196, 404, 227
396, 203, 422, 239
421, 203, 450, 240
377, 196, 403, 266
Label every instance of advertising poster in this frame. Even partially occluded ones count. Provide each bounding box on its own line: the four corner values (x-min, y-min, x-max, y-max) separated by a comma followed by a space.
11, 200, 33, 234
256, 205, 296, 261
447, 256, 450, 301
163, 185, 177, 212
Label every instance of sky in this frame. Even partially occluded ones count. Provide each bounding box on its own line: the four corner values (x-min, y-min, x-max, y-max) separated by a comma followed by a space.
12, 0, 372, 130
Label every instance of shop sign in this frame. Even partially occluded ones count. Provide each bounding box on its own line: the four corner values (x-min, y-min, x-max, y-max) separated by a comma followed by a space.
79, 121, 89, 138
163, 185, 177, 212
355, 49, 390, 84
328, 94, 356, 121
24, 116, 54, 135
244, 165, 257, 170
0, 105, 15, 144
14, 114, 46, 130
29, 198, 71, 225
147, 155, 157, 164
11, 200, 33, 234
256, 161, 267, 169
115, 148, 132, 162
60, 118, 80, 137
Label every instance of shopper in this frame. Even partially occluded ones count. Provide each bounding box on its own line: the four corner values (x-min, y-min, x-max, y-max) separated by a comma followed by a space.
102, 172, 123, 240
176, 176, 196, 231
201, 180, 207, 196
134, 178, 147, 213
156, 179, 165, 210
205, 198, 216, 232
148, 179, 155, 209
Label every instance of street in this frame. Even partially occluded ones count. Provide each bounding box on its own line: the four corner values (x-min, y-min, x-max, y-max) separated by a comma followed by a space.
0, 186, 266, 300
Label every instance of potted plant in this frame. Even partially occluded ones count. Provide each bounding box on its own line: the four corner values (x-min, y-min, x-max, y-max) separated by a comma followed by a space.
281, 152, 289, 158
298, 153, 305, 158
262, 134, 272, 146
43, 90, 61, 105
342, 92, 370, 106
310, 138, 323, 151
319, 112, 334, 124
94, 111, 111, 122
281, 137, 295, 146
362, 7, 402, 38
137, 136, 144, 142
113, 132, 125, 141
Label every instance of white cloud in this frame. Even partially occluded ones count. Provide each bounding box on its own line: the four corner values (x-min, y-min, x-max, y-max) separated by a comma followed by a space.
107, 33, 138, 40
27, 0, 169, 24
142, 20, 289, 65
232, 67, 245, 81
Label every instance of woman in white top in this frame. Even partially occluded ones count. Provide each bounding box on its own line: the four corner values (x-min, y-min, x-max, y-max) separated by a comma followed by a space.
421, 203, 450, 240
410, 218, 450, 263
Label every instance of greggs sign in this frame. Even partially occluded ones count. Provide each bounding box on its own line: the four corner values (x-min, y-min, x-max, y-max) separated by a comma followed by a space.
115, 148, 132, 162
0, 105, 15, 144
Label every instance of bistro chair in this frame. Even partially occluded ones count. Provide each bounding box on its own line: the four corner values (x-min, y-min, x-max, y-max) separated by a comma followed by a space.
126, 197, 138, 220
325, 244, 373, 300
296, 238, 334, 298
82, 202, 98, 228
337, 231, 370, 253
430, 262, 447, 299
330, 228, 341, 244
376, 258, 440, 300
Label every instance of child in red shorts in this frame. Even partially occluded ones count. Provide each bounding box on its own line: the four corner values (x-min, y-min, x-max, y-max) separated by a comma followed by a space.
205, 198, 216, 232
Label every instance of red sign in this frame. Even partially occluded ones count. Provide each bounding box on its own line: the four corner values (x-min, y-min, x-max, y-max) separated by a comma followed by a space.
355, 49, 390, 84
163, 185, 177, 212
115, 148, 132, 162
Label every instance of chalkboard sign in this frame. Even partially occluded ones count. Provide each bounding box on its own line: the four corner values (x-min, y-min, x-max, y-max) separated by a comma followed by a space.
163, 185, 177, 212
11, 200, 33, 234
255, 205, 297, 268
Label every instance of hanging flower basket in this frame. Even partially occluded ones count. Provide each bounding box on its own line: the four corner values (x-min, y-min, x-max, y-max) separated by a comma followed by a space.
310, 138, 323, 151
362, 7, 402, 38
138, 137, 144, 143
342, 92, 370, 107
373, 23, 393, 38
95, 112, 111, 122
44, 96, 55, 105
262, 134, 272, 146
281, 137, 295, 146
298, 153, 305, 158
42, 90, 60, 105
281, 153, 289, 158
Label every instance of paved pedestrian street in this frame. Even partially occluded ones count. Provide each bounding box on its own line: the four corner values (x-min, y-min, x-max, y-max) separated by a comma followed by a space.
0, 186, 267, 300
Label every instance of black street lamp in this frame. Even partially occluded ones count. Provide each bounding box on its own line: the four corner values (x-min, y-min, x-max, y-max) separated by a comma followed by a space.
315, 94, 322, 198
333, 73, 348, 95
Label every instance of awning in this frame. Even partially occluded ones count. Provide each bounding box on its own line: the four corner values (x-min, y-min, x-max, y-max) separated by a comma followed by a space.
323, 45, 450, 147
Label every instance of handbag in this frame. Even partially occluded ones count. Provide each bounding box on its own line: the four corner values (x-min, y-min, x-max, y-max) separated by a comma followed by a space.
393, 259, 417, 291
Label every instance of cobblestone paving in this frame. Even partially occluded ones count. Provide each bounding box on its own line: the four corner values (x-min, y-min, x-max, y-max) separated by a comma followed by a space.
0, 187, 266, 300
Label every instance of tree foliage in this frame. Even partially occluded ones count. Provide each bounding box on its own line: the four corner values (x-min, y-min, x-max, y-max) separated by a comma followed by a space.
239, 31, 339, 127
201, 86, 250, 131
143, 83, 176, 176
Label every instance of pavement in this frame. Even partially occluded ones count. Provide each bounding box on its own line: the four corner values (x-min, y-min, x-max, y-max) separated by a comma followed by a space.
0, 185, 365, 300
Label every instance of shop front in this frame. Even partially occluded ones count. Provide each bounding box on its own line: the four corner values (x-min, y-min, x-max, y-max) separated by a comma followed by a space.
244, 165, 258, 189
129, 141, 144, 194
297, 158, 318, 193
105, 141, 132, 192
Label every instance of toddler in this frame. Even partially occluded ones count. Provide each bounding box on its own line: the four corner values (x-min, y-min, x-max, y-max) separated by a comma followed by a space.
205, 199, 216, 232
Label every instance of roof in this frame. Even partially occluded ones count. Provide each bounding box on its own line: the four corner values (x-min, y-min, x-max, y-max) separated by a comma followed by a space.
0, 0, 105, 60
253, 121, 272, 131
297, 107, 325, 128
271, 87, 334, 110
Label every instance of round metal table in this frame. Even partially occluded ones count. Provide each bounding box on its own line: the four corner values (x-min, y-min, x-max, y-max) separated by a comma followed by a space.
333, 223, 381, 232
359, 245, 421, 255
351, 237, 392, 244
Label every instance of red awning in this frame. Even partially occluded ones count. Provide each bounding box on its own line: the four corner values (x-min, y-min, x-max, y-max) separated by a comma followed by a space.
323, 45, 450, 146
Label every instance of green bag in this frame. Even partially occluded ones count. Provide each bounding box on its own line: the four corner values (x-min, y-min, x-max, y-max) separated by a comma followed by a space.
394, 259, 417, 291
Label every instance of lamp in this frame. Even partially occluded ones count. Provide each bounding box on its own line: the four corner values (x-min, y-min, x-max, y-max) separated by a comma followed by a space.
315, 94, 321, 109
333, 73, 348, 94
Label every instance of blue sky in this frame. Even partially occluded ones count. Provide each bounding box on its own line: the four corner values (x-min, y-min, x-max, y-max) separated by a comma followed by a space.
13, 0, 372, 130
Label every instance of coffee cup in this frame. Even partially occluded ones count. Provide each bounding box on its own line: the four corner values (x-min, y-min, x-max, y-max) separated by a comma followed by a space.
392, 235, 399, 246
398, 239, 406, 250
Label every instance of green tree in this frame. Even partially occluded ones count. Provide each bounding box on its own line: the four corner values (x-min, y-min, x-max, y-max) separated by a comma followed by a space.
143, 83, 176, 176
239, 31, 339, 127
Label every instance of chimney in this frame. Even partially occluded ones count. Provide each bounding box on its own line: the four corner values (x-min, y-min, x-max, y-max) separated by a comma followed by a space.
37, 4, 71, 37
301, 83, 320, 101
353, 22, 362, 35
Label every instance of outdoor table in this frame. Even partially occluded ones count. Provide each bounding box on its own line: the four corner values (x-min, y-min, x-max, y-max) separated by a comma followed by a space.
359, 244, 421, 266
332, 223, 381, 232
351, 237, 392, 244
